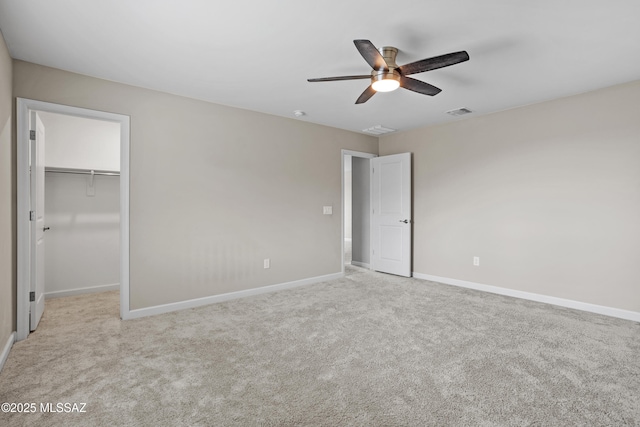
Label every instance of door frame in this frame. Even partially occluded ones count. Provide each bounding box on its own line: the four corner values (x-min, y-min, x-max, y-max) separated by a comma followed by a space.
16, 98, 131, 341
341, 149, 377, 275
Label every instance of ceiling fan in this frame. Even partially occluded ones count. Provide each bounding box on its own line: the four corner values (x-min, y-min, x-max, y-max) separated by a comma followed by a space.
308, 40, 469, 104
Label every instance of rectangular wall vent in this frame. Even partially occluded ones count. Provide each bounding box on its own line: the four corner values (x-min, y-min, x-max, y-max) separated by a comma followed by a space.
446, 107, 473, 116
363, 125, 396, 135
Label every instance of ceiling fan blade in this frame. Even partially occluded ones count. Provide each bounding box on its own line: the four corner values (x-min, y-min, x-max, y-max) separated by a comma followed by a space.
400, 76, 442, 96
399, 51, 469, 76
354, 40, 388, 70
355, 85, 376, 104
307, 75, 371, 82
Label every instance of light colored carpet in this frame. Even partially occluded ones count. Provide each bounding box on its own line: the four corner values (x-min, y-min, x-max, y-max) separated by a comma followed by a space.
1, 265, 639, 426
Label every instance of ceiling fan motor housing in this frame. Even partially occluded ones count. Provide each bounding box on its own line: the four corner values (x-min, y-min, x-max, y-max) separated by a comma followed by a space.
371, 69, 401, 85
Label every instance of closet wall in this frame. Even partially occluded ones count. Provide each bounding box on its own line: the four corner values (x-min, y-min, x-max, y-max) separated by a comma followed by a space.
344, 155, 352, 241
351, 157, 370, 267
40, 112, 121, 298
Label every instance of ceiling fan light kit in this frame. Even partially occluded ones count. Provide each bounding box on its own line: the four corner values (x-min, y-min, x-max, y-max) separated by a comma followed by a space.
371, 69, 401, 92
308, 40, 469, 104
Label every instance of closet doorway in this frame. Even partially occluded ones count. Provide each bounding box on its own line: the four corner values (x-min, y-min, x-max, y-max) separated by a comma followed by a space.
17, 99, 130, 341
40, 111, 121, 300
341, 150, 376, 273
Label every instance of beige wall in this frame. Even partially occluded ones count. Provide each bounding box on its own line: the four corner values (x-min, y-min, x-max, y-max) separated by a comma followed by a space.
380, 80, 640, 312
0, 31, 14, 345
13, 60, 377, 310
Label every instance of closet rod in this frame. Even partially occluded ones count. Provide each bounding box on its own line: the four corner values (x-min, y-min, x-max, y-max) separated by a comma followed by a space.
44, 167, 120, 177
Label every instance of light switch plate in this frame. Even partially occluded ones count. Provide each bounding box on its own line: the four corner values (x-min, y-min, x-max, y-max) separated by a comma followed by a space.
323, 206, 333, 215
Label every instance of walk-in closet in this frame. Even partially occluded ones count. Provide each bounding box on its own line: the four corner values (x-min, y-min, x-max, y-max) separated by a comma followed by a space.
40, 111, 120, 299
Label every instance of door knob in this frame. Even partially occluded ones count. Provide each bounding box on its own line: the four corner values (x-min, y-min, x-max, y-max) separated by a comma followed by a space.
43, 227, 50, 232
399, 219, 409, 224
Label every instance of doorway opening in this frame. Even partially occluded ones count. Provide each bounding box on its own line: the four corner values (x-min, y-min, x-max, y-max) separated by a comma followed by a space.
341, 150, 376, 275
16, 99, 130, 341
40, 111, 121, 300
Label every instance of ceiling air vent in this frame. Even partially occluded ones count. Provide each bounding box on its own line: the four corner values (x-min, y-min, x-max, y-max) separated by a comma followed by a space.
446, 107, 473, 117
362, 125, 396, 135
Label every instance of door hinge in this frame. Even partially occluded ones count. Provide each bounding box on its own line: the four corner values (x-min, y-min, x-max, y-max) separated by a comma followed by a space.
29, 211, 35, 221
29, 130, 36, 141
30, 291, 35, 302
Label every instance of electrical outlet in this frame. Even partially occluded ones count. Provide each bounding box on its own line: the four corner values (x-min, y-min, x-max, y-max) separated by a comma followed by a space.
473, 256, 480, 266
323, 206, 333, 215
264, 258, 270, 269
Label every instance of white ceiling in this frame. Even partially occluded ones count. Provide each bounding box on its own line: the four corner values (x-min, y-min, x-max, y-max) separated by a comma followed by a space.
1, 0, 639, 134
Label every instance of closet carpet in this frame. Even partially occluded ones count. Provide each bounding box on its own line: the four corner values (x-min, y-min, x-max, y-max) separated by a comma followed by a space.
1, 266, 639, 426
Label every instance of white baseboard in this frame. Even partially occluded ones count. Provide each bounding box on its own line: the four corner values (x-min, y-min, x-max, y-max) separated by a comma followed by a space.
413, 272, 640, 323
124, 272, 344, 320
45, 283, 120, 299
1, 331, 16, 373
350, 261, 371, 269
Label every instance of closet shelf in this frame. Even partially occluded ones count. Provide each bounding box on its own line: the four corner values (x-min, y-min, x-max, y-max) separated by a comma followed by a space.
45, 167, 120, 176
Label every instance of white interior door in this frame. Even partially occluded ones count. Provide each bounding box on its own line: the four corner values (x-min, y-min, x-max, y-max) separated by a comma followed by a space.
371, 152, 412, 277
30, 111, 46, 331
